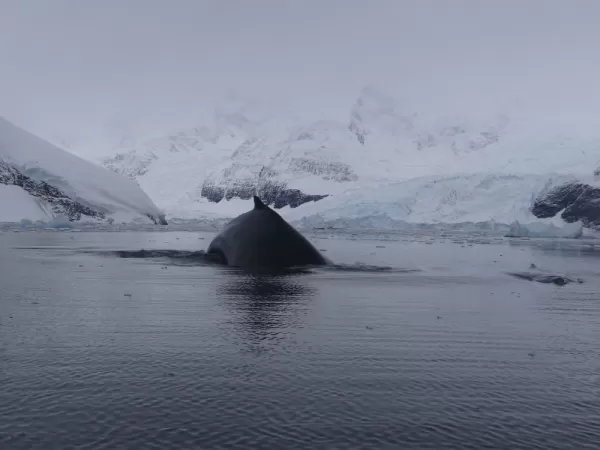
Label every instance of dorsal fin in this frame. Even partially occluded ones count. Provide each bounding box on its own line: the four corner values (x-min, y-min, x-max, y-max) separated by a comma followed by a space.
253, 196, 267, 209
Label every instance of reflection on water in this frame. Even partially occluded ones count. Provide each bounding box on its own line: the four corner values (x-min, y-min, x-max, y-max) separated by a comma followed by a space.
217, 273, 317, 353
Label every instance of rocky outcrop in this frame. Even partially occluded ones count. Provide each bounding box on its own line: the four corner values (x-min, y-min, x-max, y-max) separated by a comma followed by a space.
102, 149, 159, 180
200, 175, 327, 209
287, 158, 357, 182
199, 162, 330, 209
532, 181, 600, 228
147, 213, 168, 225
1, 159, 105, 221
507, 272, 580, 286
259, 186, 328, 209
0, 160, 167, 225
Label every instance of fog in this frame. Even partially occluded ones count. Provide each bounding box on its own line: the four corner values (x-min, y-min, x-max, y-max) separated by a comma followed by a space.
1, 0, 600, 150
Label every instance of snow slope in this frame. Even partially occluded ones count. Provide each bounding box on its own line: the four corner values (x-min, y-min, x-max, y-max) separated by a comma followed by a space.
0, 184, 52, 223
0, 116, 166, 224
76, 86, 600, 231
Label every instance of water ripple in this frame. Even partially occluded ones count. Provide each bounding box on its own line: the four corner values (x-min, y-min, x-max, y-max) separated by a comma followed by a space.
1, 231, 600, 449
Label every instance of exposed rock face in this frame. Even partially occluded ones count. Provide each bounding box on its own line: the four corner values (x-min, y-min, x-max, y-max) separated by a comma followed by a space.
507, 272, 579, 286
259, 185, 328, 209
0, 159, 105, 221
199, 160, 330, 209
103, 150, 159, 180
0, 160, 167, 225
287, 158, 357, 182
200, 176, 327, 209
532, 181, 600, 228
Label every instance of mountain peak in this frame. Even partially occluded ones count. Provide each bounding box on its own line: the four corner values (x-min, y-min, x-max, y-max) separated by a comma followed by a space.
349, 85, 416, 145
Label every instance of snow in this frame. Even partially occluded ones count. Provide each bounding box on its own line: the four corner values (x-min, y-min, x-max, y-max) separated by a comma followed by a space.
0, 116, 164, 223
280, 173, 577, 225
278, 172, 592, 240
141, 171, 591, 240
44, 87, 600, 234
506, 220, 583, 239
0, 185, 52, 223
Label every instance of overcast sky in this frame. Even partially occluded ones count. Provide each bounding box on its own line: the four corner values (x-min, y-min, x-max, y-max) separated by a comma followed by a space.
2, 0, 600, 147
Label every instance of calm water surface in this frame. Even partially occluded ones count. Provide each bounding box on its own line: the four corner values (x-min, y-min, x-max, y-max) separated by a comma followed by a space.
1, 230, 599, 449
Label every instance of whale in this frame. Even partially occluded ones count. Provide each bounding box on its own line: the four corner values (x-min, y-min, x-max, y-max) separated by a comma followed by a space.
205, 196, 328, 270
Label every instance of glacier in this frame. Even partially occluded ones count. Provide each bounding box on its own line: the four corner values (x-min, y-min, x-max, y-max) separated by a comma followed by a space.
0, 184, 53, 223
282, 173, 577, 224
0, 116, 167, 225
55, 86, 600, 236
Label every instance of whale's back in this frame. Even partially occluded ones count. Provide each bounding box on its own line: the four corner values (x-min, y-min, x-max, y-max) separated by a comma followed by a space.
206, 196, 327, 269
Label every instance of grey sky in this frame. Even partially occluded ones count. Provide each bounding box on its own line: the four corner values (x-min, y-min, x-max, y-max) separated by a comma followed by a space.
1, 0, 600, 147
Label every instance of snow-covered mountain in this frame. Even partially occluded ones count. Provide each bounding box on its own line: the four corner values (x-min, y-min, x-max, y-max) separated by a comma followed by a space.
0, 116, 166, 225
91, 86, 600, 231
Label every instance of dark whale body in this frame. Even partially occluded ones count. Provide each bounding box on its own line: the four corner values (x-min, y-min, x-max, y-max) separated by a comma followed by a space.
205, 196, 328, 270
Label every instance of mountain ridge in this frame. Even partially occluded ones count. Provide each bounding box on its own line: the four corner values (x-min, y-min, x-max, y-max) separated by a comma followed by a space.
49, 85, 600, 229
99, 86, 523, 213
0, 116, 167, 224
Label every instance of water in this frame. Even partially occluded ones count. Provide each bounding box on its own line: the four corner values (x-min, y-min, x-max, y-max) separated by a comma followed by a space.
1, 230, 600, 449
